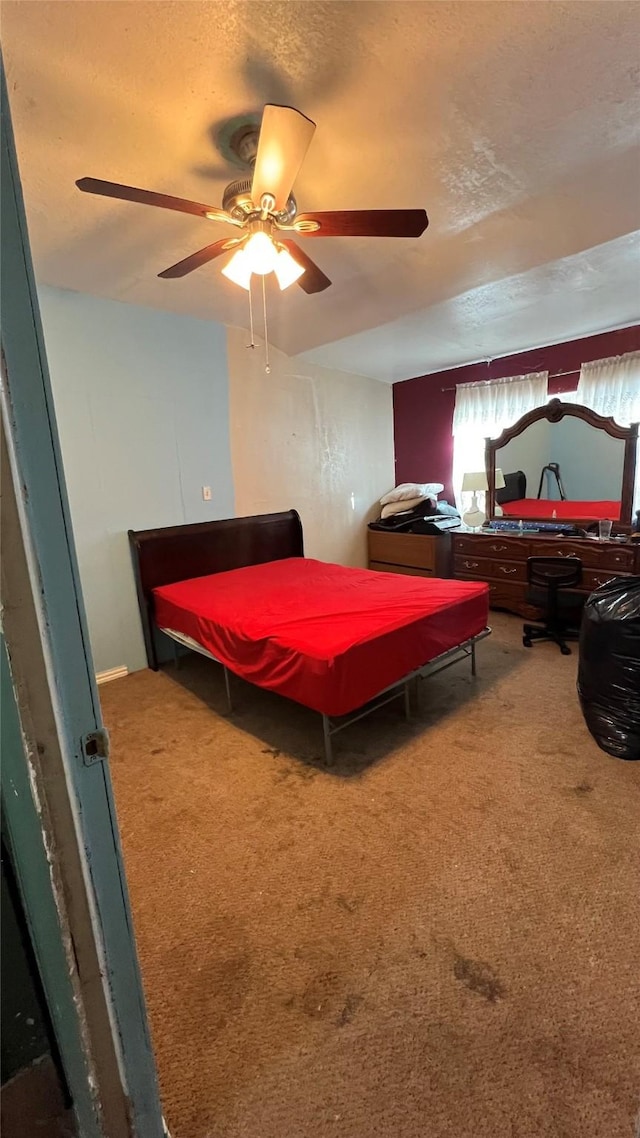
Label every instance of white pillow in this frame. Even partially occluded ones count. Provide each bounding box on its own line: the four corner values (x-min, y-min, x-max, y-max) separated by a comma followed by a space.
380, 496, 428, 519
380, 482, 444, 506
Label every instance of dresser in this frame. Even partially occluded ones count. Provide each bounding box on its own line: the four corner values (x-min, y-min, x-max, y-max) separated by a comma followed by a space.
367, 529, 453, 578
453, 531, 640, 617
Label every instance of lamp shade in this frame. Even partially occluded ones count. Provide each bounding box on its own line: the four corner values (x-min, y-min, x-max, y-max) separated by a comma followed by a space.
461, 470, 488, 492
243, 231, 279, 275
495, 468, 506, 489
222, 240, 305, 292
221, 248, 252, 290
274, 247, 305, 290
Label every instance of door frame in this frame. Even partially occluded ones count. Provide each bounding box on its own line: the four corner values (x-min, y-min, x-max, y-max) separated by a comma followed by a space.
1, 64, 165, 1136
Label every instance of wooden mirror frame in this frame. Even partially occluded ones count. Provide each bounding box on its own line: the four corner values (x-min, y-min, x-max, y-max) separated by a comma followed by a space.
485, 398, 639, 530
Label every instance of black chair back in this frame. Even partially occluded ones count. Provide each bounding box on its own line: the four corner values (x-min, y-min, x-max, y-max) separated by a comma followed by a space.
527, 556, 582, 620
527, 556, 582, 592
496, 470, 526, 505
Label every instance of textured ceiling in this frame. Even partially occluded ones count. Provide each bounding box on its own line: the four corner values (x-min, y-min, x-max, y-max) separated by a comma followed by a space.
3, 0, 640, 381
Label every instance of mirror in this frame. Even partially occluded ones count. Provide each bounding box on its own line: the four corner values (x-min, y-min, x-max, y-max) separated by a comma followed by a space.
485, 399, 638, 528
498, 417, 624, 503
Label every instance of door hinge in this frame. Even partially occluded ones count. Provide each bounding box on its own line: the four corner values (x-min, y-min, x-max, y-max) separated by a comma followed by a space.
81, 728, 110, 766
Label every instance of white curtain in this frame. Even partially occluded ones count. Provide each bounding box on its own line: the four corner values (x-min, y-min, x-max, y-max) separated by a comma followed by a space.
452, 372, 548, 509
577, 351, 640, 515
577, 352, 640, 421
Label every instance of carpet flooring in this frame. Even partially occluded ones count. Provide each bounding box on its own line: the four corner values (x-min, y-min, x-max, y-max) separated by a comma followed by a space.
101, 613, 640, 1138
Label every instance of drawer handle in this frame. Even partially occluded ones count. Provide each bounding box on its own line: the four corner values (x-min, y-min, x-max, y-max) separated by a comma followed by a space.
463, 560, 479, 569
490, 543, 508, 552
498, 566, 517, 575
592, 576, 607, 587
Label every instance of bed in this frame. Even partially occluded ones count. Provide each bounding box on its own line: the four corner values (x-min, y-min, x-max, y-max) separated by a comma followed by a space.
501, 499, 620, 522
128, 510, 490, 763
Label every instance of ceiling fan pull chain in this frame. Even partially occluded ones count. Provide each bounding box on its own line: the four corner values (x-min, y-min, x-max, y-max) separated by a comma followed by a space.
247, 276, 256, 350
262, 274, 271, 374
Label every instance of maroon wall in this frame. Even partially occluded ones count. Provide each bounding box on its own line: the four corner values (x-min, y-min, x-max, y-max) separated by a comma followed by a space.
393, 326, 640, 503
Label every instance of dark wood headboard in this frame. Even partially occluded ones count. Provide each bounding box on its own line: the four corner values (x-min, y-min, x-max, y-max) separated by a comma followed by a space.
128, 509, 304, 669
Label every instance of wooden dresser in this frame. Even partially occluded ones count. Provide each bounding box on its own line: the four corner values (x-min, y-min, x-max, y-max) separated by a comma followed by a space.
367, 529, 453, 578
453, 531, 640, 617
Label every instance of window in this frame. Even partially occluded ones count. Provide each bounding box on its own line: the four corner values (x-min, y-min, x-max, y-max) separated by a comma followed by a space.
451, 372, 548, 509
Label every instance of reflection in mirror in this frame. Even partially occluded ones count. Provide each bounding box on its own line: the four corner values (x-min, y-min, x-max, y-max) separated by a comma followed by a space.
498, 418, 625, 498
487, 399, 638, 527
495, 417, 626, 521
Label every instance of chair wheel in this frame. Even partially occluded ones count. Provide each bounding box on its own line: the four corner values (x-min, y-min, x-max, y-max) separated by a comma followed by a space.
523, 637, 532, 648
561, 645, 572, 656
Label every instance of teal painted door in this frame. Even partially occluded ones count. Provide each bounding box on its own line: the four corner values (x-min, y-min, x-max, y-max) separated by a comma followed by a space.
1, 65, 164, 1136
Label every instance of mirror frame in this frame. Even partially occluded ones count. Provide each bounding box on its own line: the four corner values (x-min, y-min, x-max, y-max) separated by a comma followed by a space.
485, 398, 639, 529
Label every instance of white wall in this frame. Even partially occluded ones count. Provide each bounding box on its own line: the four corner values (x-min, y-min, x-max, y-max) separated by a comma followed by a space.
40, 291, 395, 674
227, 326, 394, 568
551, 416, 625, 500
498, 419, 550, 499
39, 286, 234, 674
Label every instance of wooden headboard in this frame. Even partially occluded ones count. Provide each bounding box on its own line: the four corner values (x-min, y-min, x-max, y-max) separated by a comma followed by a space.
128, 509, 304, 669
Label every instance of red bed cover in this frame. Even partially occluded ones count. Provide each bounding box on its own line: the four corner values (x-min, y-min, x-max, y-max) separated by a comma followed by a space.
502, 498, 620, 521
153, 557, 489, 717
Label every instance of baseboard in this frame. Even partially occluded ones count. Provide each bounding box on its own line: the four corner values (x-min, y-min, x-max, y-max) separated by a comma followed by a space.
96, 665, 129, 685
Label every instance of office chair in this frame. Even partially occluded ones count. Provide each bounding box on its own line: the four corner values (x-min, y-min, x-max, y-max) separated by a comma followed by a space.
523, 556, 583, 655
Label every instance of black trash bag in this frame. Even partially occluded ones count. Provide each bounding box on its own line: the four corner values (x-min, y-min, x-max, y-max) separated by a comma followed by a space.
577, 575, 640, 760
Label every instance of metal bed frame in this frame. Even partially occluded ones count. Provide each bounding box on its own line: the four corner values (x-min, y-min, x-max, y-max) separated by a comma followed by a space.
161, 625, 491, 766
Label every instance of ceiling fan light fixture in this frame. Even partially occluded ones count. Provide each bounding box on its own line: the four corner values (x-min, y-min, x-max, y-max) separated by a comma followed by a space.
242, 231, 279, 275
222, 241, 304, 292
221, 247, 252, 290
77, 104, 427, 303
273, 246, 305, 290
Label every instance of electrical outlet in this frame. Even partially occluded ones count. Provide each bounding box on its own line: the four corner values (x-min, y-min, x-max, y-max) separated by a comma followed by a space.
202, 486, 212, 501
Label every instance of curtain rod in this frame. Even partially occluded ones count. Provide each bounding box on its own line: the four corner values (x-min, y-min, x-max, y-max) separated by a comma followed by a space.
440, 366, 580, 393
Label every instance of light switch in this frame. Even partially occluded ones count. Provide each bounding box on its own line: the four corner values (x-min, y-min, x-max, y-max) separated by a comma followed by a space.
202, 486, 212, 501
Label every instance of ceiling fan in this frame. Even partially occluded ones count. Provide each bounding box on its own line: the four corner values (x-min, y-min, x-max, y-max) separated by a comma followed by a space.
77, 104, 429, 295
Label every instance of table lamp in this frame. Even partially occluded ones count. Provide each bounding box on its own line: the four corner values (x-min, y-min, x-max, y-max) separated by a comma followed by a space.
461, 471, 488, 529
461, 468, 506, 528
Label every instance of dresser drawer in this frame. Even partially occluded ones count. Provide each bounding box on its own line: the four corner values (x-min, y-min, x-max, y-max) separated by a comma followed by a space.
455, 555, 528, 584
596, 545, 637, 572
482, 536, 532, 558
368, 530, 437, 571
454, 553, 492, 577
490, 558, 528, 583
369, 561, 434, 579
453, 534, 531, 558
582, 568, 633, 593
531, 539, 638, 570
453, 534, 481, 556
486, 580, 530, 610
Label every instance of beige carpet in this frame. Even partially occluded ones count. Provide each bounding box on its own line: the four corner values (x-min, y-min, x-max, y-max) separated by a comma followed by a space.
101, 613, 640, 1138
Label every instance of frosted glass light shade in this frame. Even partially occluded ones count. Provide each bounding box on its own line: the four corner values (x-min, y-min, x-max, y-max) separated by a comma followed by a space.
274, 247, 305, 290
222, 241, 304, 291
243, 231, 279, 275
221, 248, 252, 290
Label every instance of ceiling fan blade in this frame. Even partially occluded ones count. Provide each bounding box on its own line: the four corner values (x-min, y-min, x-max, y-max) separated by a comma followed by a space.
158, 236, 247, 279
279, 239, 331, 294
76, 177, 236, 225
294, 209, 429, 238
251, 105, 316, 213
